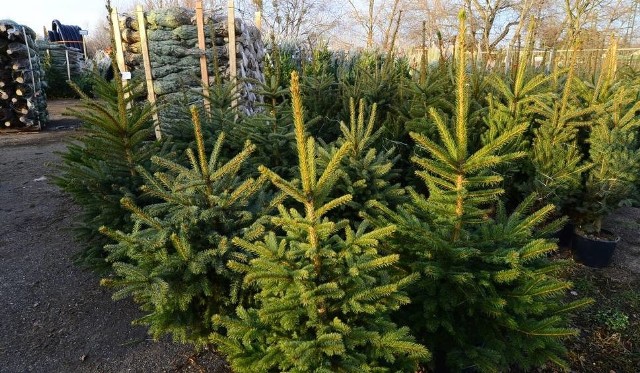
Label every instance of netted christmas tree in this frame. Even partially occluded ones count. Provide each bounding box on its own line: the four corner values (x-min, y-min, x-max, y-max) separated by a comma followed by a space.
367, 12, 592, 372
101, 107, 277, 346
210, 72, 429, 372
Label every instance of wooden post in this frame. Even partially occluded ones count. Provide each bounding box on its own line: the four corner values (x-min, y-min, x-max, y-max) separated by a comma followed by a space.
196, 0, 211, 115
137, 5, 162, 140
82, 34, 88, 59
254, 11, 261, 30
110, 7, 128, 90
227, 0, 238, 108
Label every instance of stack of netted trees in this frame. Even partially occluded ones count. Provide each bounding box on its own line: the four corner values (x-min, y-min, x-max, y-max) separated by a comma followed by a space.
117, 7, 264, 127
0, 20, 47, 130
37, 39, 85, 80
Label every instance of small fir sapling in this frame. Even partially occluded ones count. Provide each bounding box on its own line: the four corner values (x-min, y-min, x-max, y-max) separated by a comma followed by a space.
162, 82, 238, 160
101, 107, 277, 347
482, 21, 555, 205
526, 46, 593, 216
54, 70, 156, 269
210, 72, 429, 372
232, 74, 303, 180
574, 40, 640, 236
318, 97, 407, 221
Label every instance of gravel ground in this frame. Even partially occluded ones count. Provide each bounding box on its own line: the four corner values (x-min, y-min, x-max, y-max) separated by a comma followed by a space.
0, 100, 229, 373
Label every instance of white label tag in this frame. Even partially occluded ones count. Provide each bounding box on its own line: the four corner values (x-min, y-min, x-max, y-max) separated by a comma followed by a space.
121, 71, 132, 80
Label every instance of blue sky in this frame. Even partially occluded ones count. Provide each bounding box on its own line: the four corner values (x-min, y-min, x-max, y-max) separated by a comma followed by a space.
3, 0, 131, 37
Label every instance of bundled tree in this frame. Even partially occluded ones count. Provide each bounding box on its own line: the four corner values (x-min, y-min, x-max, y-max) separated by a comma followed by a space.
101, 107, 278, 346
367, 12, 591, 372
210, 72, 429, 372
54, 71, 156, 268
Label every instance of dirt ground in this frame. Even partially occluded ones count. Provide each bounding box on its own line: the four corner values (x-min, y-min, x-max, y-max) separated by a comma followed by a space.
0, 100, 228, 373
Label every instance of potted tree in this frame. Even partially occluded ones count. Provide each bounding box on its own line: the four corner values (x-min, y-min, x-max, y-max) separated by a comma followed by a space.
573, 86, 640, 267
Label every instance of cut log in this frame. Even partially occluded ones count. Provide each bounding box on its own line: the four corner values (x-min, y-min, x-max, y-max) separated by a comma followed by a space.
15, 84, 33, 97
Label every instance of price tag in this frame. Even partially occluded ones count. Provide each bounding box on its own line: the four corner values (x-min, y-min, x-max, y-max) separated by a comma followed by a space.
79, 30, 88, 36
121, 72, 132, 80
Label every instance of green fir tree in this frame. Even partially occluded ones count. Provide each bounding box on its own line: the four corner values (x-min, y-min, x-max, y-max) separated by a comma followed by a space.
482, 22, 554, 207
318, 98, 407, 221
231, 74, 301, 180
367, 12, 592, 372
101, 107, 276, 346
574, 40, 640, 234
210, 71, 429, 372
54, 71, 156, 269
526, 45, 594, 215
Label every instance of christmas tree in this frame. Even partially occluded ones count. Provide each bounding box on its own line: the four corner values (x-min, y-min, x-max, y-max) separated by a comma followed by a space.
317, 97, 407, 221
210, 71, 429, 372
54, 70, 156, 269
574, 40, 640, 234
101, 107, 276, 346
367, 12, 591, 372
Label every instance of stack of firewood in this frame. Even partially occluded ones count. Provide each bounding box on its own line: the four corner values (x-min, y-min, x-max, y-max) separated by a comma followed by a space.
0, 20, 47, 130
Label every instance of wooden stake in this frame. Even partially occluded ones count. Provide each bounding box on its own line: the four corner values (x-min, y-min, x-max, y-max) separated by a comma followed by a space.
254, 11, 261, 30
196, 0, 211, 116
227, 0, 238, 109
110, 7, 128, 90
82, 34, 87, 59
136, 5, 161, 140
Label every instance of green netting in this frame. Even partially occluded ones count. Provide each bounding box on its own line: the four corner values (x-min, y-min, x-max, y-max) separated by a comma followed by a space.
146, 29, 176, 42
118, 7, 265, 124
153, 72, 199, 96
146, 7, 193, 29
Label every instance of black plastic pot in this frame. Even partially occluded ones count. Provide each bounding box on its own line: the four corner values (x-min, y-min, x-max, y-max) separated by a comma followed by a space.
552, 221, 575, 249
573, 230, 619, 268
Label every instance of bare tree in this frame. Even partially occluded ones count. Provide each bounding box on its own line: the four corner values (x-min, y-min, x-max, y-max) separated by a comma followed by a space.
85, 18, 112, 58
463, 0, 521, 55
340, 0, 403, 49
259, 0, 339, 41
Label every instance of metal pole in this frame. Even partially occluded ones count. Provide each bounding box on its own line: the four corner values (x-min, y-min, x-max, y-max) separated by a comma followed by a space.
65, 49, 71, 80
22, 27, 40, 128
